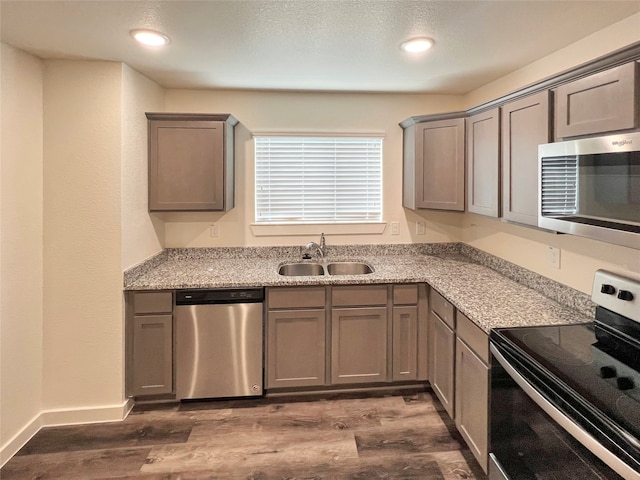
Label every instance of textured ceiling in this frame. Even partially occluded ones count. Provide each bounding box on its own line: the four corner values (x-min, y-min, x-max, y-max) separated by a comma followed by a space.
2, 0, 640, 93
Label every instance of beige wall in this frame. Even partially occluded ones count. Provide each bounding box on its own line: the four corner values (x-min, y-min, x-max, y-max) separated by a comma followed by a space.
0, 43, 44, 463
465, 12, 640, 108
42, 60, 125, 412
121, 65, 164, 270
453, 11, 640, 294
162, 90, 465, 247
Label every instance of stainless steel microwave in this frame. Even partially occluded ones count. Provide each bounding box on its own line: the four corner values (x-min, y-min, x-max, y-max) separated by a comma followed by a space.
538, 132, 640, 250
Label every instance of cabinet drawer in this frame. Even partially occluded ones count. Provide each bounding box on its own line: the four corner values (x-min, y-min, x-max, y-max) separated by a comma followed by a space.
332, 285, 388, 307
393, 284, 418, 305
268, 287, 326, 309
429, 289, 455, 328
457, 311, 489, 365
133, 291, 173, 314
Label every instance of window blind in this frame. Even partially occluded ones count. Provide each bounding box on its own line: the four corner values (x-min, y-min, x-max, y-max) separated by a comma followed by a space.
255, 136, 382, 223
540, 155, 578, 215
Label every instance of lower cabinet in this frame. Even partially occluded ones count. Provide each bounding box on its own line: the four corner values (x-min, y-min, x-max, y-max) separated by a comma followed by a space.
126, 291, 174, 397
455, 311, 490, 472
331, 306, 388, 384
267, 309, 326, 388
392, 306, 418, 381
428, 289, 456, 417
428, 286, 490, 474
266, 287, 327, 389
265, 283, 426, 391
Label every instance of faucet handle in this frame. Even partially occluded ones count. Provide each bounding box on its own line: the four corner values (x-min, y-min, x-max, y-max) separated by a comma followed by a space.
320, 232, 325, 248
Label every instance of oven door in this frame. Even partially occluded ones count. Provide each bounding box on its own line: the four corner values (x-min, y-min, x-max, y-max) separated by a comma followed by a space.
490, 341, 639, 479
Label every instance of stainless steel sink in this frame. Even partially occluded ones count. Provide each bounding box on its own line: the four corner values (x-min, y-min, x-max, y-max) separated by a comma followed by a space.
326, 262, 374, 275
278, 263, 325, 276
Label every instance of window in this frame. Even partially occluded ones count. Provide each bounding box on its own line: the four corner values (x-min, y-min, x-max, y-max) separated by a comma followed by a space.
254, 136, 383, 224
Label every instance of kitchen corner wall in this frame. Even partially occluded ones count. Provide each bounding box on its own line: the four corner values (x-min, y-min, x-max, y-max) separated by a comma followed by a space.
121, 64, 165, 270
42, 60, 126, 417
1, 48, 165, 464
457, 12, 640, 294
1, 43, 44, 464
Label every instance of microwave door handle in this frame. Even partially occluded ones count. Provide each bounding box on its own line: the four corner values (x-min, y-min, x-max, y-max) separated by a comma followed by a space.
490, 344, 640, 479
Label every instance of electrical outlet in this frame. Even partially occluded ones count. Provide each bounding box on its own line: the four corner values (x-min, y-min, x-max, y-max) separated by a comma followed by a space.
548, 246, 561, 269
210, 224, 220, 237
391, 221, 400, 235
416, 221, 426, 235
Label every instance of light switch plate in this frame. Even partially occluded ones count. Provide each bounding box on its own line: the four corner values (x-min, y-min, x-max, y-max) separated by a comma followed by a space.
416, 221, 426, 235
390, 222, 400, 235
210, 224, 220, 237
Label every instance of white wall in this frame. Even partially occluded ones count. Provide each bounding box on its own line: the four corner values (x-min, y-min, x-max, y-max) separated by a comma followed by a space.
42, 60, 127, 417
451, 11, 640, 294
121, 65, 164, 270
0, 43, 44, 464
162, 90, 465, 247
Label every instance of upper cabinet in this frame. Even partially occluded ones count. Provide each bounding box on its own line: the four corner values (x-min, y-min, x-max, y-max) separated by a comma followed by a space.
554, 62, 639, 139
146, 113, 238, 212
467, 108, 500, 218
501, 91, 552, 226
402, 116, 465, 211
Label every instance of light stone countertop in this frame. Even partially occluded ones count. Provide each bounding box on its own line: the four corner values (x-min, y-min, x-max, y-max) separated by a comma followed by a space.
124, 243, 595, 334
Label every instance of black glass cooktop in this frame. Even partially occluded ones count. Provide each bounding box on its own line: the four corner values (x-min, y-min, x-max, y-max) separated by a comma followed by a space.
491, 322, 640, 471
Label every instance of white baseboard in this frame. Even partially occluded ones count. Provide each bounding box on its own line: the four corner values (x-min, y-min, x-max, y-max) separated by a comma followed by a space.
0, 398, 134, 468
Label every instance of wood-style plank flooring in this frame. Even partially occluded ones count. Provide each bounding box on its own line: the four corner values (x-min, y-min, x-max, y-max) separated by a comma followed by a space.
2, 389, 487, 479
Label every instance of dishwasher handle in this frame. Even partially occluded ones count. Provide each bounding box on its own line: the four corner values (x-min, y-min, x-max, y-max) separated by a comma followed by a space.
176, 288, 264, 305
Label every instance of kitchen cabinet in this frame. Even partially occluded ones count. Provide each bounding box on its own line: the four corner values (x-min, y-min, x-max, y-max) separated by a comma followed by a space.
555, 62, 639, 139
126, 291, 174, 397
467, 108, 501, 218
266, 287, 327, 389
331, 285, 388, 384
402, 117, 465, 211
501, 91, 552, 226
428, 288, 456, 417
392, 284, 419, 381
146, 112, 238, 212
455, 311, 490, 473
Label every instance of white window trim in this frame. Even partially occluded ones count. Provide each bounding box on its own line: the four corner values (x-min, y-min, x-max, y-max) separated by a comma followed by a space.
250, 222, 388, 237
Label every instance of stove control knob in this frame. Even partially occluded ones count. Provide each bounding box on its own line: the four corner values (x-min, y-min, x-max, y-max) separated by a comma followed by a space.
617, 377, 635, 391
600, 284, 616, 295
600, 366, 617, 378
617, 290, 634, 301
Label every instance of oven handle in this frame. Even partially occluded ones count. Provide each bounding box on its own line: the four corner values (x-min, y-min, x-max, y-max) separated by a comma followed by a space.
491, 344, 640, 480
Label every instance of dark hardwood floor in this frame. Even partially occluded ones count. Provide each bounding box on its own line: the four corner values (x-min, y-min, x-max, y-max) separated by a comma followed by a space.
1, 389, 487, 479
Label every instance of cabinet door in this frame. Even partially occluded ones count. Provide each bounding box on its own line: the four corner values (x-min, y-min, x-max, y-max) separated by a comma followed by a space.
455, 338, 489, 473
467, 108, 500, 218
392, 306, 418, 381
131, 314, 173, 396
429, 312, 455, 417
148, 119, 226, 211
266, 309, 326, 388
555, 62, 638, 139
404, 118, 465, 211
331, 307, 387, 384
501, 91, 551, 226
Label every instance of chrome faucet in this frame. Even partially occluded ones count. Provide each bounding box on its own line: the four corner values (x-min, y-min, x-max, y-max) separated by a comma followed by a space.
305, 233, 326, 258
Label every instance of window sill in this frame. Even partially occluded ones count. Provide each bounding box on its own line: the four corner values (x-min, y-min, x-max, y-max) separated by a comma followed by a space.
250, 222, 387, 237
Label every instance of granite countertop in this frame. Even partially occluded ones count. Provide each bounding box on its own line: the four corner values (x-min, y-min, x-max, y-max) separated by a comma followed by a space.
124, 243, 595, 334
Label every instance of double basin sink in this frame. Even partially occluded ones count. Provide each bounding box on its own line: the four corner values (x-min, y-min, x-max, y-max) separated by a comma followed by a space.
278, 261, 373, 276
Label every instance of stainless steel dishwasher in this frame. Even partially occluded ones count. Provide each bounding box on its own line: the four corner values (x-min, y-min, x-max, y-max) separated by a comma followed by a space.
175, 288, 264, 400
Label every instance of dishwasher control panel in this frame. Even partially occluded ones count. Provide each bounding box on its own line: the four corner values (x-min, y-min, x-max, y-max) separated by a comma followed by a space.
176, 287, 264, 305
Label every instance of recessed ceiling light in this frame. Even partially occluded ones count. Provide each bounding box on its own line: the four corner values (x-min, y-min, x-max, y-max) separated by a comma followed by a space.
130, 29, 170, 47
400, 37, 434, 53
